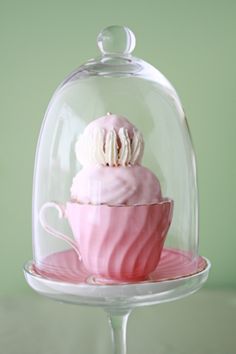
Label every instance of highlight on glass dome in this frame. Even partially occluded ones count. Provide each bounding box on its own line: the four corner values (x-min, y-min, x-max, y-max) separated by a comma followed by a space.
30, 25, 208, 285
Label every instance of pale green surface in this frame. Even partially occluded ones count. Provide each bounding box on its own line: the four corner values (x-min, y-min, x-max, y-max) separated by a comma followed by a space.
1, 289, 236, 353
0, 0, 236, 294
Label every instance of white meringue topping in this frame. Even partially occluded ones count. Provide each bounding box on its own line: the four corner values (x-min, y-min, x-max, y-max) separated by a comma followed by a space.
75, 126, 144, 167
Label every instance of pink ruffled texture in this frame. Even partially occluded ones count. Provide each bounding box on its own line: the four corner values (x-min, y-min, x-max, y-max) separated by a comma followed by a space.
65, 201, 173, 281
71, 165, 162, 206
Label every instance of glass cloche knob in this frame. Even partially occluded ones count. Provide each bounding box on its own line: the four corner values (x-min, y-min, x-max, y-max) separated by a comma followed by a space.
97, 25, 136, 55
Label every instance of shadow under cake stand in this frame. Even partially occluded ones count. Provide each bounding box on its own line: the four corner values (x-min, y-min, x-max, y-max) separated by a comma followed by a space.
24, 248, 210, 354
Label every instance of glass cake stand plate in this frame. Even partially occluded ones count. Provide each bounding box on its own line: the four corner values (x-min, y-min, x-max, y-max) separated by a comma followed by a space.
24, 250, 210, 354
24, 249, 210, 308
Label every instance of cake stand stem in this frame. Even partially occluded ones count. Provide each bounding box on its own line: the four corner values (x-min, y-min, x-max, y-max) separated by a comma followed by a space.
106, 308, 131, 354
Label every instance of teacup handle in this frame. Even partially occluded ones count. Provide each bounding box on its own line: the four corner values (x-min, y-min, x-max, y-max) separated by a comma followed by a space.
39, 202, 81, 260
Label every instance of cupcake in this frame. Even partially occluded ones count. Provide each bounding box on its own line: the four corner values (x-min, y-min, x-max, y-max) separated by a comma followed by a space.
67, 113, 173, 281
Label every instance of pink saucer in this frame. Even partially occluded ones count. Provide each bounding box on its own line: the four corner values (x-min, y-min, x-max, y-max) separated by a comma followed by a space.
34, 248, 207, 285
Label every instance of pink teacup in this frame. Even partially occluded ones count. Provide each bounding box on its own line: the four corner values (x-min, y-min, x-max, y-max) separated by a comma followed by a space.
39, 200, 173, 282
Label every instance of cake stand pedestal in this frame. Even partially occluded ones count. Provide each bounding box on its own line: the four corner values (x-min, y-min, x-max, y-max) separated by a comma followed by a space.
24, 250, 210, 354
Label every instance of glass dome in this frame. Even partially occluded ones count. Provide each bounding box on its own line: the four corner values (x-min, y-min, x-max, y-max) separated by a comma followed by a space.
32, 26, 200, 284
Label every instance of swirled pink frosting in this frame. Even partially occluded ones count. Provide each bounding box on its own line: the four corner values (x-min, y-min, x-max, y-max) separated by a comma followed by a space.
71, 165, 162, 206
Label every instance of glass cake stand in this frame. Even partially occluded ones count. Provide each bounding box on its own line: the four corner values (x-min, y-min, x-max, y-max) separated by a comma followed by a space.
24, 25, 211, 354
24, 249, 210, 354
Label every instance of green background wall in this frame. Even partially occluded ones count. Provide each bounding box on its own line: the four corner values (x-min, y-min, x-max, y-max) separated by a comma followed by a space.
0, 0, 235, 295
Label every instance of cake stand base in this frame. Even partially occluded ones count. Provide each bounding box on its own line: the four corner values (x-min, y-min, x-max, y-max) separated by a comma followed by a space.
24, 256, 210, 354
24, 258, 210, 309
